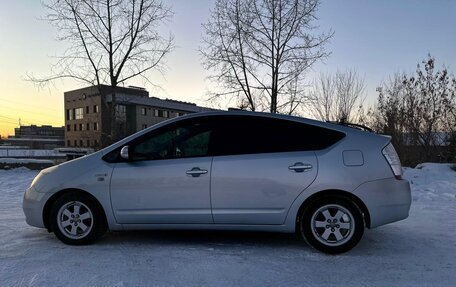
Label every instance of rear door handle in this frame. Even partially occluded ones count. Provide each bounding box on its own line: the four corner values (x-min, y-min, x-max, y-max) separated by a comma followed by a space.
288, 162, 313, 172
186, 167, 208, 177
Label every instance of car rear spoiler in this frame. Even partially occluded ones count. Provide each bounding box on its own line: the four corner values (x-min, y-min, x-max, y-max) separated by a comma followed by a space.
326, 121, 374, 133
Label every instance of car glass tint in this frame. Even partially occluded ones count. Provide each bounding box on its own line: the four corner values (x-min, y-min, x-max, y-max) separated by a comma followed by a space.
133, 122, 212, 160
212, 116, 345, 155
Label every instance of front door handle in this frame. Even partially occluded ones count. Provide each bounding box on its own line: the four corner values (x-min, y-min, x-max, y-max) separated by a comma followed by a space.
186, 167, 208, 177
288, 162, 313, 173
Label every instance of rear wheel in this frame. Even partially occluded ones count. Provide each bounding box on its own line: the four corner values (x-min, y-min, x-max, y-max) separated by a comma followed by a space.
299, 197, 364, 254
50, 192, 107, 245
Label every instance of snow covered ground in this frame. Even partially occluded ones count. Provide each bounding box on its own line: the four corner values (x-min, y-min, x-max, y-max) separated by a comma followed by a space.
0, 158, 54, 164
0, 149, 62, 157
0, 163, 455, 286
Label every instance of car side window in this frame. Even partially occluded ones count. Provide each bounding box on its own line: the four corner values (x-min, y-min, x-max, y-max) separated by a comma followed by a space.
132, 122, 212, 161
213, 116, 345, 156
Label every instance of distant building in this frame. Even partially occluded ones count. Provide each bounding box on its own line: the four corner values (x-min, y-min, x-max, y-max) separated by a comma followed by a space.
5, 125, 65, 149
64, 85, 214, 149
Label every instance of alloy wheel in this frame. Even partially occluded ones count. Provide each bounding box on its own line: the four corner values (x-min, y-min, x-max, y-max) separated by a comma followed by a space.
310, 204, 355, 247
57, 201, 94, 240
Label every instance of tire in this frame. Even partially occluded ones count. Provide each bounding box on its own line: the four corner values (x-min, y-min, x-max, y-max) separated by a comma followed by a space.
299, 196, 364, 254
50, 192, 107, 245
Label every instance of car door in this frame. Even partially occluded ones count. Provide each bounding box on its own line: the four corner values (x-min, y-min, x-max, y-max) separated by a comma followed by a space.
210, 116, 322, 225
110, 118, 215, 224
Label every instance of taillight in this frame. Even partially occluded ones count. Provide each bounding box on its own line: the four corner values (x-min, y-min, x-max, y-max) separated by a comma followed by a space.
382, 143, 403, 180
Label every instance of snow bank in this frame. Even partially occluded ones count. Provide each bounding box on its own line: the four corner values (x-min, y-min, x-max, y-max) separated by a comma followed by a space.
0, 158, 54, 164
0, 149, 62, 157
0, 158, 54, 170
403, 163, 456, 202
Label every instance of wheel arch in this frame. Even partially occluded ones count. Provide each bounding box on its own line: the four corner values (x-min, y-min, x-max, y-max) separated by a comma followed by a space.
295, 189, 371, 230
42, 188, 107, 232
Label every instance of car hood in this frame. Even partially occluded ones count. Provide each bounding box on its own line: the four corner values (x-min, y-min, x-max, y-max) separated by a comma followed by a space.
33, 151, 106, 193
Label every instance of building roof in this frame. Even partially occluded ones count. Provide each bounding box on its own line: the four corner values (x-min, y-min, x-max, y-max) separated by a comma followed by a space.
65, 85, 216, 113
65, 84, 149, 98
109, 94, 216, 113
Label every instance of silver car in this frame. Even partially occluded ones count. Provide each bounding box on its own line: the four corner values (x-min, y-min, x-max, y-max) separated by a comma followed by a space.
23, 111, 411, 254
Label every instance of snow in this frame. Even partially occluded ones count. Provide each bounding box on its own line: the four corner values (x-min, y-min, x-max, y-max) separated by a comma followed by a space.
0, 158, 54, 171
1, 163, 455, 286
0, 158, 54, 164
0, 149, 62, 157
404, 163, 456, 202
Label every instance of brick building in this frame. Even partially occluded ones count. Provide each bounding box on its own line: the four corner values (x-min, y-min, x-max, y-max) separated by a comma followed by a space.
64, 85, 213, 149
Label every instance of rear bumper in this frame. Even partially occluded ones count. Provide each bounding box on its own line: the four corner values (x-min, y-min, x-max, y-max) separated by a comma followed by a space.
353, 177, 411, 228
23, 186, 49, 228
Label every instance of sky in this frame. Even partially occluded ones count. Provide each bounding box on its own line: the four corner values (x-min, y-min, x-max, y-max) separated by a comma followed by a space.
0, 0, 455, 137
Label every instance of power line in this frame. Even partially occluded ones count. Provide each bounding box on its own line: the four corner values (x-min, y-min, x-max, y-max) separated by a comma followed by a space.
0, 119, 19, 126
0, 115, 61, 126
0, 98, 61, 112
0, 103, 63, 120
0, 115, 31, 125
0, 115, 19, 121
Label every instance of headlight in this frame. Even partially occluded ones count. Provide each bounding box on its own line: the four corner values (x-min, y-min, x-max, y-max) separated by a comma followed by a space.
30, 165, 58, 188
30, 172, 43, 187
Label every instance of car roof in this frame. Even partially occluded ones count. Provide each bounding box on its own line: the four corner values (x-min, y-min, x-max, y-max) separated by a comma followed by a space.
181, 110, 365, 134
100, 110, 378, 155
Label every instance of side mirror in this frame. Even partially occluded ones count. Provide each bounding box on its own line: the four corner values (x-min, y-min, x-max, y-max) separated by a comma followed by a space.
120, 145, 130, 160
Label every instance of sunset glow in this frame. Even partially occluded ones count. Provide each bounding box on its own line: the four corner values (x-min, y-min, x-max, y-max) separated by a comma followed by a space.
1, 0, 455, 137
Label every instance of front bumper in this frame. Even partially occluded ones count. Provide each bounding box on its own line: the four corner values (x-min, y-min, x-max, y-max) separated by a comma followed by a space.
23, 186, 51, 228
353, 177, 411, 228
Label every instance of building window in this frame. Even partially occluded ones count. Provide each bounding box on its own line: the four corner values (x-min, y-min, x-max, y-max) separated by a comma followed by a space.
93, 122, 98, 131
163, 111, 169, 118
115, 104, 126, 122
94, 140, 99, 147
74, 140, 77, 147
80, 140, 83, 147
142, 124, 147, 129
86, 123, 90, 131
73, 124, 77, 131
155, 110, 165, 117
67, 140, 70, 147
86, 106, 90, 114
66, 109, 74, 120
93, 105, 99, 113
177, 112, 185, 117
154, 109, 159, 117
66, 125, 71, 131
141, 107, 147, 116
87, 139, 90, 147
79, 123, 83, 131
75, 108, 84, 120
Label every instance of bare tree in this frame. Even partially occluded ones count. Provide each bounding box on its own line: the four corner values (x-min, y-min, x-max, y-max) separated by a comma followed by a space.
307, 72, 335, 121
372, 55, 456, 164
201, 0, 332, 114
410, 56, 455, 159
308, 69, 365, 123
335, 70, 365, 122
447, 83, 456, 161
29, 0, 173, 144
372, 74, 409, 161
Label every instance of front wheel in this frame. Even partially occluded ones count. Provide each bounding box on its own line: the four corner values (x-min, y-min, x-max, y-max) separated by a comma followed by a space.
50, 192, 107, 245
299, 197, 364, 254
